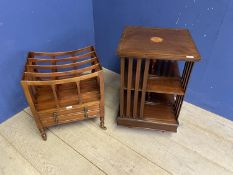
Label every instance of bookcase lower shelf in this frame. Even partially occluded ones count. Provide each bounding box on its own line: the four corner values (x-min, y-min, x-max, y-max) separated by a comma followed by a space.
117, 102, 179, 132
117, 116, 178, 132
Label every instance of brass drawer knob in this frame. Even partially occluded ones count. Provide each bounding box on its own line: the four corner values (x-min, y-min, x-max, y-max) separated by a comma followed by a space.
53, 112, 59, 124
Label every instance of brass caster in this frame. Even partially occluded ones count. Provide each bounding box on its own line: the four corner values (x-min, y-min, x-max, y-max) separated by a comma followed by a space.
41, 133, 47, 141
100, 117, 106, 130
39, 128, 47, 141
100, 124, 107, 130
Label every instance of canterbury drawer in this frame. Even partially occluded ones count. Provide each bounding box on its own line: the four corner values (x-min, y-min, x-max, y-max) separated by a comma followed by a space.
38, 104, 100, 127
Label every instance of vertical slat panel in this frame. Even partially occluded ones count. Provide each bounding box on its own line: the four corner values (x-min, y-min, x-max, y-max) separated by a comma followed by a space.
140, 59, 150, 118
126, 58, 133, 117
181, 62, 190, 88
174, 62, 190, 115
133, 58, 142, 118
175, 61, 194, 118
174, 62, 189, 111
183, 62, 194, 90
175, 95, 184, 117
174, 95, 182, 114
120, 58, 125, 117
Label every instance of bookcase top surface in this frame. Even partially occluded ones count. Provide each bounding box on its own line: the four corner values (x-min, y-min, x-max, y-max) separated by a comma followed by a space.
117, 26, 201, 61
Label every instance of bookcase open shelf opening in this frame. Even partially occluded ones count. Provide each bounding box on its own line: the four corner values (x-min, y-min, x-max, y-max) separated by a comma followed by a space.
119, 58, 183, 131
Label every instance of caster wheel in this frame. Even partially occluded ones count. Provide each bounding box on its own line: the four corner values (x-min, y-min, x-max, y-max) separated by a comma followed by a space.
41, 133, 47, 141
100, 125, 107, 130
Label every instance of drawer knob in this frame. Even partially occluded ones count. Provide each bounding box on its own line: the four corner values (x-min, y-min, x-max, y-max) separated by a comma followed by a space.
53, 112, 59, 124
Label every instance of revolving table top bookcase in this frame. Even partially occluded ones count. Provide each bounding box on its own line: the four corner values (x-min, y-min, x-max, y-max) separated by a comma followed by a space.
117, 26, 201, 132
21, 46, 106, 140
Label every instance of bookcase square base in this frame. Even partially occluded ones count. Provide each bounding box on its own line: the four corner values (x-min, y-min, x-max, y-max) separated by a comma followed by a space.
117, 116, 178, 132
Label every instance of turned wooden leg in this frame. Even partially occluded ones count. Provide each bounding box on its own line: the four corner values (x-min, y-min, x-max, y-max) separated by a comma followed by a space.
98, 71, 106, 130
39, 128, 47, 141
100, 117, 107, 130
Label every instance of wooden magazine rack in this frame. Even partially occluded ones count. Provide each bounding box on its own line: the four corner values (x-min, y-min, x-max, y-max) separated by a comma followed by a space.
21, 46, 106, 140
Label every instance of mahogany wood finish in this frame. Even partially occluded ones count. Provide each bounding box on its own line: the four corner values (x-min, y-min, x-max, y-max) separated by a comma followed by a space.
117, 26, 201, 132
21, 46, 106, 140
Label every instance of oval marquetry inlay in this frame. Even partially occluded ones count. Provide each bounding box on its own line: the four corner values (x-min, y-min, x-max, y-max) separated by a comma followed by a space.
150, 37, 163, 43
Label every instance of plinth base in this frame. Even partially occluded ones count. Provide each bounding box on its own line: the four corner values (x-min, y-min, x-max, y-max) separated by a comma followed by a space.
117, 115, 178, 132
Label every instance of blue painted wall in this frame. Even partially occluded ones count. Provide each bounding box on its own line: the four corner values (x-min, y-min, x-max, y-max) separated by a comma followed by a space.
0, 0, 95, 122
1, 0, 233, 122
93, 0, 233, 120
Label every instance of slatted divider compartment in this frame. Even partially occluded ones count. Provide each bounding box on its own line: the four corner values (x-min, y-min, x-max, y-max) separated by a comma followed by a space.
174, 61, 194, 118
144, 60, 187, 130
120, 57, 147, 119
118, 58, 195, 132
21, 46, 106, 140
147, 60, 184, 95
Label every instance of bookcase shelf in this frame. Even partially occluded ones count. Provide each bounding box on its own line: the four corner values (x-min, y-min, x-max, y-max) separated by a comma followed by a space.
144, 103, 178, 125
147, 76, 184, 95
117, 26, 201, 132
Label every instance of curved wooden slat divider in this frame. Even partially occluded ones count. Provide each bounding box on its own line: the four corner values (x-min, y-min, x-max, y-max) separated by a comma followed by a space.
29, 45, 93, 57
22, 72, 99, 86
24, 64, 100, 78
26, 57, 97, 70
28, 52, 95, 63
